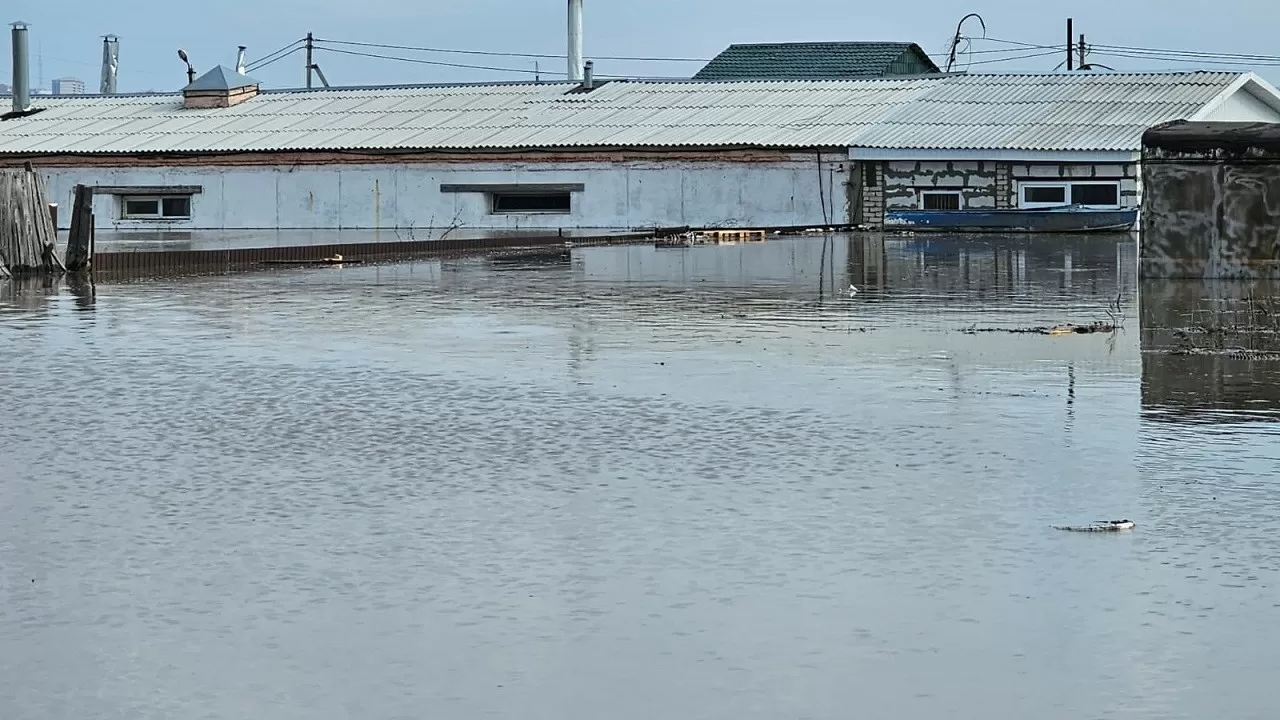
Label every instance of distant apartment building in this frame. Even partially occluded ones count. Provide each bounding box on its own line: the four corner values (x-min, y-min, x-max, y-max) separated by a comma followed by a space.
51, 77, 86, 95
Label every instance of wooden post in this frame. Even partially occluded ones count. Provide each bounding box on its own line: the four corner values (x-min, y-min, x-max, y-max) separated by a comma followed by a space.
65, 184, 95, 272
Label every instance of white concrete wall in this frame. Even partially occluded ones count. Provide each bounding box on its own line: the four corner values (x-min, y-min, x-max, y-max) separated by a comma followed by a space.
41, 158, 841, 232
1202, 88, 1280, 123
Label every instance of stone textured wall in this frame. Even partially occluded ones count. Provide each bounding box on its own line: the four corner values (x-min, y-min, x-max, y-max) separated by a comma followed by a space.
1141, 155, 1280, 279
858, 160, 1138, 226
995, 164, 1012, 209
882, 160, 998, 210
860, 162, 885, 225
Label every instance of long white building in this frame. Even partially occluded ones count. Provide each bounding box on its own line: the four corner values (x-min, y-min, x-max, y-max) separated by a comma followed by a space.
1, 66, 1278, 234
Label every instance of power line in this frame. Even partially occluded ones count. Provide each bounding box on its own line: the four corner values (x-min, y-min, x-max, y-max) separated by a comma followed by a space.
246, 39, 305, 71
248, 46, 304, 72
961, 49, 1064, 67
970, 36, 1280, 66
315, 46, 566, 76
1091, 43, 1280, 63
313, 37, 710, 64
1090, 51, 1280, 67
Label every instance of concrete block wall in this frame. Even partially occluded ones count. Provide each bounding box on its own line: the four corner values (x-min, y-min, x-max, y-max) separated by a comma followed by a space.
860, 162, 885, 225
1008, 163, 1139, 207
882, 160, 998, 210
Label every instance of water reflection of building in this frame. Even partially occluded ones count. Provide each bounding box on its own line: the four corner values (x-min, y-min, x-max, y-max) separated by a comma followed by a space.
1140, 280, 1280, 422
577, 234, 1136, 307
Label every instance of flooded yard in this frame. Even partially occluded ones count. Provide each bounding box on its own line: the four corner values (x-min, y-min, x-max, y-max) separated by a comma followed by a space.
2, 234, 1278, 720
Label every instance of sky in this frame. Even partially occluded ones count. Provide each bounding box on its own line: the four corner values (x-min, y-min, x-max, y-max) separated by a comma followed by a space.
4, 0, 1279, 93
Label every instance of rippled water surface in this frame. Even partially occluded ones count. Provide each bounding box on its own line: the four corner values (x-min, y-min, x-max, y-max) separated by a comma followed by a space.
2, 235, 1278, 720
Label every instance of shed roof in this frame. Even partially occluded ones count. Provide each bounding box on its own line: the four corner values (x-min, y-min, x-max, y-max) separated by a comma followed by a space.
184, 65, 260, 92
693, 42, 940, 81
0, 71, 1273, 156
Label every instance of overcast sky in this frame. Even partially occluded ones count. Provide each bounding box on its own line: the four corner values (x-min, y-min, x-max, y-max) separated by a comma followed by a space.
5, 0, 1278, 92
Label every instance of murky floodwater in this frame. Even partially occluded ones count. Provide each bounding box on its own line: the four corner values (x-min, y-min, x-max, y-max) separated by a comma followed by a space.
2, 235, 1278, 720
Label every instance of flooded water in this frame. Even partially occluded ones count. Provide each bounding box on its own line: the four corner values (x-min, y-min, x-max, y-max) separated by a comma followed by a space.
2, 235, 1278, 720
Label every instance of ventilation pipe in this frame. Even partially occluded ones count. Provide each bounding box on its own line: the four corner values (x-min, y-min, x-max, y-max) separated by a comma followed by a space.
10, 22, 31, 113
100, 34, 119, 94
567, 0, 583, 82
582, 60, 594, 90
236, 45, 247, 75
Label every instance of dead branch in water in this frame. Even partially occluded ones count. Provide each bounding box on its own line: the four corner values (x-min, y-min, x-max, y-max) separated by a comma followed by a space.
962, 321, 1117, 336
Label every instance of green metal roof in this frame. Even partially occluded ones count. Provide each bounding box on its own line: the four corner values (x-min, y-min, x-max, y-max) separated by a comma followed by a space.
693, 42, 940, 81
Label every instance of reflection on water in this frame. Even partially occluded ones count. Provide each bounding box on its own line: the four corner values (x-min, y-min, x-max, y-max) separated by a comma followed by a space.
2, 234, 1278, 720
1141, 279, 1280, 422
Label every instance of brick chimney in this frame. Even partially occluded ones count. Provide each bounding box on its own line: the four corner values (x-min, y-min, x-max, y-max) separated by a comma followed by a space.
182, 65, 260, 109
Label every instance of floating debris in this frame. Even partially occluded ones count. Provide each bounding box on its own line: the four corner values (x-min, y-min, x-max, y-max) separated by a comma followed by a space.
1054, 519, 1135, 533
260, 254, 361, 266
961, 322, 1116, 336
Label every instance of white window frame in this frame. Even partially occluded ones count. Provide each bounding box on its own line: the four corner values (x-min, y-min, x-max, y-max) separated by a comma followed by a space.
1017, 181, 1121, 210
120, 194, 193, 220
917, 190, 964, 211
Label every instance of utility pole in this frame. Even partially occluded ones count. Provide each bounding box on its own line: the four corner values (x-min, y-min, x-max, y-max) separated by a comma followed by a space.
305, 32, 313, 89
1078, 34, 1088, 70
1066, 18, 1074, 71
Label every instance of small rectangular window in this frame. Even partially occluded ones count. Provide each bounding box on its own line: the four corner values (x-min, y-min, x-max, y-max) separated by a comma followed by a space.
863, 163, 878, 188
920, 191, 962, 211
120, 194, 192, 220
1071, 183, 1119, 207
1024, 186, 1066, 204
491, 192, 571, 214
123, 197, 160, 217
162, 196, 192, 218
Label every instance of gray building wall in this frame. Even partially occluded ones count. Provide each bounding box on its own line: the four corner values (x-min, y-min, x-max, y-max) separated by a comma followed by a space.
1140, 121, 1280, 279
1141, 145, 1280, 278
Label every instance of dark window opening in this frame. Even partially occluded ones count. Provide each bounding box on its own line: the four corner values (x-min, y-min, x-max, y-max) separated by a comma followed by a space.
162, 196, 192, 218
863, 163, 878, 188
921, 192, 962, 211
1024, 186, 1066, 204
1071, 183, 1119, 206
491, 192, 572, 214
123, 198, 160, 216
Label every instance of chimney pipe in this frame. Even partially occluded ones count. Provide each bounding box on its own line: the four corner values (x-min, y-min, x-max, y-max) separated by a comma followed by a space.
100, 34, 119, 94
236, 45, 247, 75
11, 22, 31, 114
583, 60, 594, 90
567, 0, 583, 82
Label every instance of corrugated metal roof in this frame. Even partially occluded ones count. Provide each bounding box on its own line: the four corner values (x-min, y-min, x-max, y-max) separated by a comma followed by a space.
0, 72, 1260, 155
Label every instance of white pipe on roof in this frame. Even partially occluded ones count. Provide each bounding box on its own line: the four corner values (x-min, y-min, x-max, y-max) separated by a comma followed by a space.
100, 35, 119, 95
567, 0, 583, 83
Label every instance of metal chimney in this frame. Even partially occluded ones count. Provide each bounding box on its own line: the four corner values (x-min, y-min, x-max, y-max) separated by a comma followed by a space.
100, 34, 119, 94
10, 22, 31, 113
236, 45, 247, 75
583, 60, 594, 90
567, 0, 583, 82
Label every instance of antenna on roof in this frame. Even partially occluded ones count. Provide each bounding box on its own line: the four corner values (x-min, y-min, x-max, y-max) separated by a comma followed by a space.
944, 13, 985, 73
